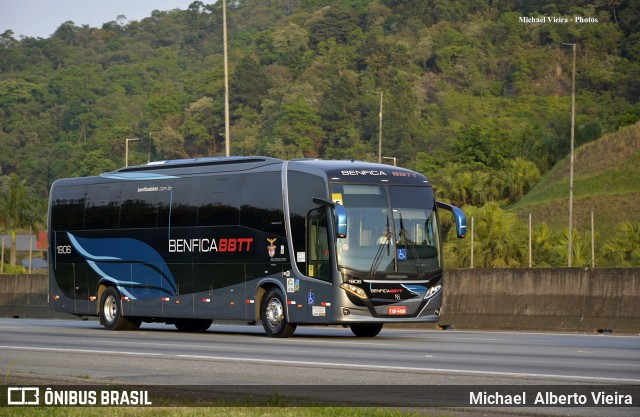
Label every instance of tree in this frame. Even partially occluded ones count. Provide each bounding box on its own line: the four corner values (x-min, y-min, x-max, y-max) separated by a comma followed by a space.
271, 94, 326, 157
450, 125, 509, 169
601, 222, 640, 267
502, 157, 540, 201
382, 71, 423, 161
444, 203, 528, 268
72, 149, 118, 177
531, 224, 555, 267
432, 163, 504, 206
269, 23, 310, 73
231, 55, 270, 111
181, 97, 222, 156
308, 6, 359, 46
555, 229, 592, 268
0, 175, 39, 266
152, 127, 188, 160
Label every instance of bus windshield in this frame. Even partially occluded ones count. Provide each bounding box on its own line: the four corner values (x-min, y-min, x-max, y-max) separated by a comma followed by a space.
330, 184, 441, 276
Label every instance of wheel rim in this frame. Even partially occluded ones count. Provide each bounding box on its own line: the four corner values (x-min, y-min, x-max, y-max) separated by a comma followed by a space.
265, 297, 284, 330
103, 294, 117, 324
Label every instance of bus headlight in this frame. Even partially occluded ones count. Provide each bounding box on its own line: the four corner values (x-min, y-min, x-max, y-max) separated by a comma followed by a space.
340, 283, 368, 300
424, 284, 442, 299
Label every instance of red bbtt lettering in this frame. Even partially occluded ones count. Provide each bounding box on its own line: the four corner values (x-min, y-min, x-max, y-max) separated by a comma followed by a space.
218, 238, 253, 252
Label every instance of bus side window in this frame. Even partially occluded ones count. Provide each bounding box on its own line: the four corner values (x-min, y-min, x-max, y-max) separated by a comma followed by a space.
84, 184, 122, 230
241, 172, 285, 236
198, 176, 240, 227
158, 179, 197, 228
307, 208, 330, 281
120, 183, 158, 229
52, 185, 86, 231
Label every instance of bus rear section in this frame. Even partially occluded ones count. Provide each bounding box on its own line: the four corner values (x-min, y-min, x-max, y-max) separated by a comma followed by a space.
48, 157, 291, 334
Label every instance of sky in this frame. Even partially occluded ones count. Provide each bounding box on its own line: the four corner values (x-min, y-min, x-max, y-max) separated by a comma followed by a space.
0, 0, 197, 39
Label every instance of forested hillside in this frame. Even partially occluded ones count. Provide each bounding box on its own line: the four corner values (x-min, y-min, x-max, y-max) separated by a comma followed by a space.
1, 0, 639, 267
445, 124, 640, 268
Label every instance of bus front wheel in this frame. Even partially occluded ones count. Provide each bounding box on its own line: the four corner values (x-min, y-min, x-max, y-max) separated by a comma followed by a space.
350, 323, 383, 337
261, 288, 296, 338
99, 287, 140, 331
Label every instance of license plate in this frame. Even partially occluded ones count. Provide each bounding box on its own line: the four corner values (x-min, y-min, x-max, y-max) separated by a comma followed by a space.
388, 306, 407, 315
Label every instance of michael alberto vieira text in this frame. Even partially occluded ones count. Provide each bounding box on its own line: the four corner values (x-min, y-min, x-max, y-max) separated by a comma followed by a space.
470, 390, 633, 406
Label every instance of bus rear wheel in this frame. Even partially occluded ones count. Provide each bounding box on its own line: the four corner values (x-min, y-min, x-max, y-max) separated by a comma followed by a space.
100, 287, 140, 331
350, 323, 383, 337
261, 288, 296, 338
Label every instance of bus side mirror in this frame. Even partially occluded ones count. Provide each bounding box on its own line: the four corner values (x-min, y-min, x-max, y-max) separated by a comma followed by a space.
436, 201, 466, 239
313, 197, 348, 239
334, 204, 347, 239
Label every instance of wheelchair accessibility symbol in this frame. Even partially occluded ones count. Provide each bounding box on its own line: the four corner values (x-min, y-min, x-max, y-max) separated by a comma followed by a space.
397, 249, 407, 261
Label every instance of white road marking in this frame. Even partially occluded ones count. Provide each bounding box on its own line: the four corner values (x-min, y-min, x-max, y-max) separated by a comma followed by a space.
598, 362, 640, 368
1, 344, 638, 384
0, 345, 164, 357
265, 338, 395, 346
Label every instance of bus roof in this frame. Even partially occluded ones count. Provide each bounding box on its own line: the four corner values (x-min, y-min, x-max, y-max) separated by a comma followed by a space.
288, 159, 431, 186
53, 157, 430, 187
114, 156, 283, 175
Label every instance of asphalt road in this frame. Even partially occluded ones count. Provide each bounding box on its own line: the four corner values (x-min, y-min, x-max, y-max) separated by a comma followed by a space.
1, 318, 638, 415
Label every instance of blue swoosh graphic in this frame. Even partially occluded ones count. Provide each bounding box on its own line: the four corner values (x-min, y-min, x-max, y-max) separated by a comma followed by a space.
68, 233, 177, 300
402, 284, 427, 296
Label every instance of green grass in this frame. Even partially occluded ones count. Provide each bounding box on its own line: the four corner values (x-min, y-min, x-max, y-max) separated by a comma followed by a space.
0, 407, 449, 417
510, 123, 640, 232
0, 383, 453, 417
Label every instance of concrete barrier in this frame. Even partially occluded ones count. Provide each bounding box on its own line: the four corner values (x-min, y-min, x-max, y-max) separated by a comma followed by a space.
1, 269, 639, 332
0, 273, 73, 319
440, 268, 640, 333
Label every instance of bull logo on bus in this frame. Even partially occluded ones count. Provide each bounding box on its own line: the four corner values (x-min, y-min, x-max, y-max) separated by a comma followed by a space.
267, 238, 277, 258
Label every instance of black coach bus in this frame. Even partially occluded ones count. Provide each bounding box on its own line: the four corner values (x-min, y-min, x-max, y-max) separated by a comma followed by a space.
48, 157, 466, 337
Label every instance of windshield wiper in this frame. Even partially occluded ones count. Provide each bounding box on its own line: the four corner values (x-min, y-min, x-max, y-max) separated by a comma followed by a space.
370, 216, 391, 277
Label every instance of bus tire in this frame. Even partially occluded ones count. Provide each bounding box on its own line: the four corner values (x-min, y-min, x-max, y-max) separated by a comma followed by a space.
174, 319, 212, 332
261, 288, 296, 338
350, 323, 383, 337
126, 317, 142, 331
99, 287, 137, 331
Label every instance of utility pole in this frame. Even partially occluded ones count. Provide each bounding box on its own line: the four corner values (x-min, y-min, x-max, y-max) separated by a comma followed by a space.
529, 213, 532, 268
223, 0, 230, 157
376, 91, 383, 164
563, 43, 576, 267
470, 216, 474, 269
367, 90, 383, 163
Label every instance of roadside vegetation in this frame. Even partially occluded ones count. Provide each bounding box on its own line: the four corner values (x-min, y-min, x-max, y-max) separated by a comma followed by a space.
1, 0, 639, 268
444, 124, 640, 268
